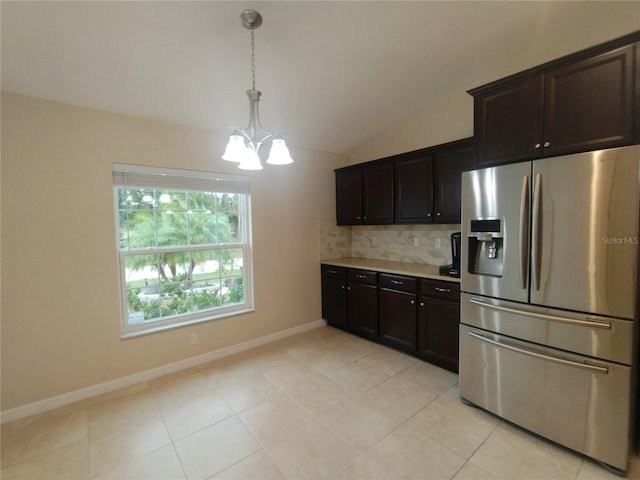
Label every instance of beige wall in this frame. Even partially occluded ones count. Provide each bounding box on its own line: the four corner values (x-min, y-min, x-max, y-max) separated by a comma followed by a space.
0, 92, 345, 410
349, 91, 473, 165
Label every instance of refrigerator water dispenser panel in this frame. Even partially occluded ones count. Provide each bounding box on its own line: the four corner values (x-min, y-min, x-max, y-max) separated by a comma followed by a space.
468, 219, 503, 277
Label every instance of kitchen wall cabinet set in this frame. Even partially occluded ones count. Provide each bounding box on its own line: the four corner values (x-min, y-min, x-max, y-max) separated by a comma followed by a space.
321, 263, 460, 373
335, 137, 474, 225
470, 30, 640, 168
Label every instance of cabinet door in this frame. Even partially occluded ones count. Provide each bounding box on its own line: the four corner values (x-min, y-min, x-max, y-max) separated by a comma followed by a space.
347, 282, 378, 340
432, 139, 474, 224
335, 168, 362, 225
321, 276, 347, 329
418, 296, 460, 372
362, 161, 394, 224
394, 153, 433, 224
475, 76, 545, 167
379, 288, 417, 354
544, 44, 635, 157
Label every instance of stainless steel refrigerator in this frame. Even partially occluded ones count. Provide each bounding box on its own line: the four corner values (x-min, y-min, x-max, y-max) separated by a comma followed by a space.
460, 145, 640, 473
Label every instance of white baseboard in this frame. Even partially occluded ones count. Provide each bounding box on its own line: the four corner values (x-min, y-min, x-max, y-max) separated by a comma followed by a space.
1, 319, 326, 424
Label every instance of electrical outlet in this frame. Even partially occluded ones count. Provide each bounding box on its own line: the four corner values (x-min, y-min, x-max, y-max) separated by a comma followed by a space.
190, 333, 199, 345
434, 238, 442, 248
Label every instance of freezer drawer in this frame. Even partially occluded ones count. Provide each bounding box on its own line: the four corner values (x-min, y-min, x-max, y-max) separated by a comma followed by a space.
461, 293, 634, 365
459, 324, 632, 471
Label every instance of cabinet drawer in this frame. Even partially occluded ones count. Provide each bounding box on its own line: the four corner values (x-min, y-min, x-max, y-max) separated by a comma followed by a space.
348, 269, 378, 285
322, 264, 347, 279
379, 273, 417, 293
420, 279, 460, 301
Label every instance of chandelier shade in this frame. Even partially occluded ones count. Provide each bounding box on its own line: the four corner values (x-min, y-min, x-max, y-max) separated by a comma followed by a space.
222, 10, 293, 169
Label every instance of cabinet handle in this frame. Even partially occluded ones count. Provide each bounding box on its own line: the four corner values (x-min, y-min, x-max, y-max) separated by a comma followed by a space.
356, 274, 367, 279
328, 269, 339, 274
543, 141, 550, 148
390, 280, 404, 285
534, 143, 541, 149
435, 286, 451, 293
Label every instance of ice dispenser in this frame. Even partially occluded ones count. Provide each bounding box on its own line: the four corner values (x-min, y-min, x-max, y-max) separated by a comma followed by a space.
467, 219, 503, 277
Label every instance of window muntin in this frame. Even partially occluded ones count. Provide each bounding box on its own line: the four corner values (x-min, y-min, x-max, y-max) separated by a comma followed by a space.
113, 165, 252, 337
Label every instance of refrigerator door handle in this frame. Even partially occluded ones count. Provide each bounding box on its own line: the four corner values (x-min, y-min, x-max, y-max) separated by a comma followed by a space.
468, 330, 609, 373
519, 175, 530, 289
531, 172, 542, 291
469, 297, 612, 329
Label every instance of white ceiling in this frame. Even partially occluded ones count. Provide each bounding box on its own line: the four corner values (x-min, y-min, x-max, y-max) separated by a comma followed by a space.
2, 1, 639, 155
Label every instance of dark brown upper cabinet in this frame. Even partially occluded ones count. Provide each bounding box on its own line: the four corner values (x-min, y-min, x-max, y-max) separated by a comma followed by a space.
431, 139, 474, 223
335, 161, 394, 226
394, 151, 433, 223
335, 167, 362, 225
394, 138, 474, 224
336, 137, 473, 226
362, 161, 394, 224
470, 31, 640, 168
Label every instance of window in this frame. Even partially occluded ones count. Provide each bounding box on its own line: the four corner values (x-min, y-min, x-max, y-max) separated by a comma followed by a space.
113, 164, 253, 337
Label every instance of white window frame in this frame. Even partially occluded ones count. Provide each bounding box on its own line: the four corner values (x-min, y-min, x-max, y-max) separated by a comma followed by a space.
113, 163, 254, 338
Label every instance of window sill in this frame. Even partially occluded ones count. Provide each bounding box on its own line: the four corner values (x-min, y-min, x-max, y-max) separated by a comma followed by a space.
120, 307, 255, 339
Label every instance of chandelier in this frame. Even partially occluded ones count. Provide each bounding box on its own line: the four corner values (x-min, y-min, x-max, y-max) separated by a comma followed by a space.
221, 9, 293, 170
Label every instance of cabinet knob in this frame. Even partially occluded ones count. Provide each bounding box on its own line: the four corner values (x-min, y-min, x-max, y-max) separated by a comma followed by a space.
543, 141, 550, 148
427, 213, 432, 217
436, 212, 441, 216
411, 300, 415, 305
356, 216, 361, 220
347, 286, 351, 290
420, 302, 425, 307
534, 143, 541, 149
341, 285, 345, 289
363, 216, 367, 220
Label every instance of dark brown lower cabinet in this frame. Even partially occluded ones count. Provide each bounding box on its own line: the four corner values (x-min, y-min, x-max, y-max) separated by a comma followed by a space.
378, 273, 418, 354
321, 265, 347, 330
347, 282, 378, 340
346, 269, 378, 340
379, 288, 417, 354
321, 264, 459, 372
418, 296, 460, 372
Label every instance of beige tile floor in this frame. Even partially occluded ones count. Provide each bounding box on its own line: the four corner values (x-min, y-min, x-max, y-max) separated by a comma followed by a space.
2, 325, 639, 480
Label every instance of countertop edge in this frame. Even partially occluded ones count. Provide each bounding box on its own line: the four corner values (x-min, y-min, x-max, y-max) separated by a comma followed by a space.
320, 257, 461, 283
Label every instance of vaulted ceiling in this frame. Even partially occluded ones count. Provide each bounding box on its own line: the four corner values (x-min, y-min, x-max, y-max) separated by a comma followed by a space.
2, 1, 639, 155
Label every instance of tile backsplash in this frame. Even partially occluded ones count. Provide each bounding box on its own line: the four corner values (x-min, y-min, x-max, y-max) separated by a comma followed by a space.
318, 219, 461, 266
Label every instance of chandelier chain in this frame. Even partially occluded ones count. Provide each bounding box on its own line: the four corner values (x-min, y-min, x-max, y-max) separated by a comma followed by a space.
250, 29, 256, 91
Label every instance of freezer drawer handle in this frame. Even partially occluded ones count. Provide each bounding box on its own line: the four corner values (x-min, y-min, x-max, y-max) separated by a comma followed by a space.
468, 330, 609, 374
469, 297, 611, 330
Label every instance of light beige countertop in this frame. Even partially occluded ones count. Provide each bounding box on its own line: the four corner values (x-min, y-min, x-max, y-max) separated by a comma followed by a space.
321, 257, 461, 283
